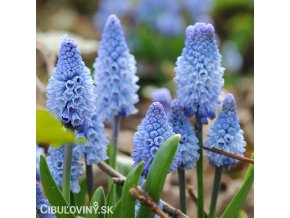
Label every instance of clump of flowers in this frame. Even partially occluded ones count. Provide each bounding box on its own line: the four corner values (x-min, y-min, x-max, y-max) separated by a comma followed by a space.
46, 145, 83, 193
174, 23, 224, 124
94, 14, 139, 122
205, 94, 246, 169
168, 99, 200, 169
46, 35, 95, 132
151, 88, 172, 113
132, 102, 180, 177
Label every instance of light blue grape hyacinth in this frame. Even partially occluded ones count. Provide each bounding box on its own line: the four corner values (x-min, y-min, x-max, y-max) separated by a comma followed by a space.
151, 88, 172, 113
204, 94, 246, 169
77, 116, 109, 165
132, 102, 180, 177
36, 182, 55, 218
168, 99, 200, 169
47, 144, 83, 193
46, 35, 95, 132
94, 14, 139, 122
174, 23, 224, 124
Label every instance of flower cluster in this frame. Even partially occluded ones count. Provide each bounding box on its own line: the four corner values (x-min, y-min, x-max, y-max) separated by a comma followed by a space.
36, 182, 55, 218
46, 35, 95, 132
132, 102, 180, 177
47, 145, 83, 193
79, 116, 109, 165
204, 94, 246, 169
174, 23, 224, 124
151, 88, 172, 113
168, 99, 200, 169
93, 0, 214, 36
94, 15, 139, 122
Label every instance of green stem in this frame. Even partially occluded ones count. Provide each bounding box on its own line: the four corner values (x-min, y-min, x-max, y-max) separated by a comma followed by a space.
62, 144, 73, 204
196, 116, 204, 218
208, 166, 223, 218
110, 115, 120, 169
178, 169, 187, 213
85, 155, 94, 200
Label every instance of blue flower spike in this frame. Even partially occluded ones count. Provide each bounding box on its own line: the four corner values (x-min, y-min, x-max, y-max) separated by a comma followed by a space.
79, 116, 109, 165
94, 14, 139, 122
151, 88, 172, 113
168, 99, 200, 169
174, 23, 224, 124
46, 34, 95, 132
204, 94, 246, 170
132, 102, 180, 177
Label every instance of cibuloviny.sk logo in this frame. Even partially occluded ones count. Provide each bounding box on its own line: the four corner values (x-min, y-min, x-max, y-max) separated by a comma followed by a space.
40, 202, 114, 215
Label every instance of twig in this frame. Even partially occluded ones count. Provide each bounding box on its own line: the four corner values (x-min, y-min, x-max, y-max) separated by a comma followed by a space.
130, 186, 168, 218
201, 146, 254, 165
97, 162, 189, 218
36, 76, 46, 93
187, 185, 208, 217
112, 177, 125, 185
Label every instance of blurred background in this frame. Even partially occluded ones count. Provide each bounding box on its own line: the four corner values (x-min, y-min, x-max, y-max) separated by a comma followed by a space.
36, 0, 253, 217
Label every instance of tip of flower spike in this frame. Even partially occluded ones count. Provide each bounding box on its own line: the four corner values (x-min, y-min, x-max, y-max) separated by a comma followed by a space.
185, 23, 215, 41
223, 93, 236, 110
149, 102, 165, 113
61, 34, 77, 47
104, 14, 121, 29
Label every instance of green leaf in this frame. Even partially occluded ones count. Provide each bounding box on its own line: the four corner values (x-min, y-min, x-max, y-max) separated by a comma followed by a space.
221, 155, 254, 218
87, 186, 106, 218
112, 200, 121, 218
73, 178, 88, 208
36, 108, 75, 147
39, 155, 75, 218
106, 183, 117, 218
121, 162, 144, 218
137, 134, 180, 218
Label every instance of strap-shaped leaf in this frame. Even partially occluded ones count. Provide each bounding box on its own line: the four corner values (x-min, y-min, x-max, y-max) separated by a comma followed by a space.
112, 200, 121, 218
221, 155, 254, 218
137, 134, 180, 218
39, 155, 75, 218
121, 162, 144, 218
106, 183, 116, 218
87, 187, 106, 218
